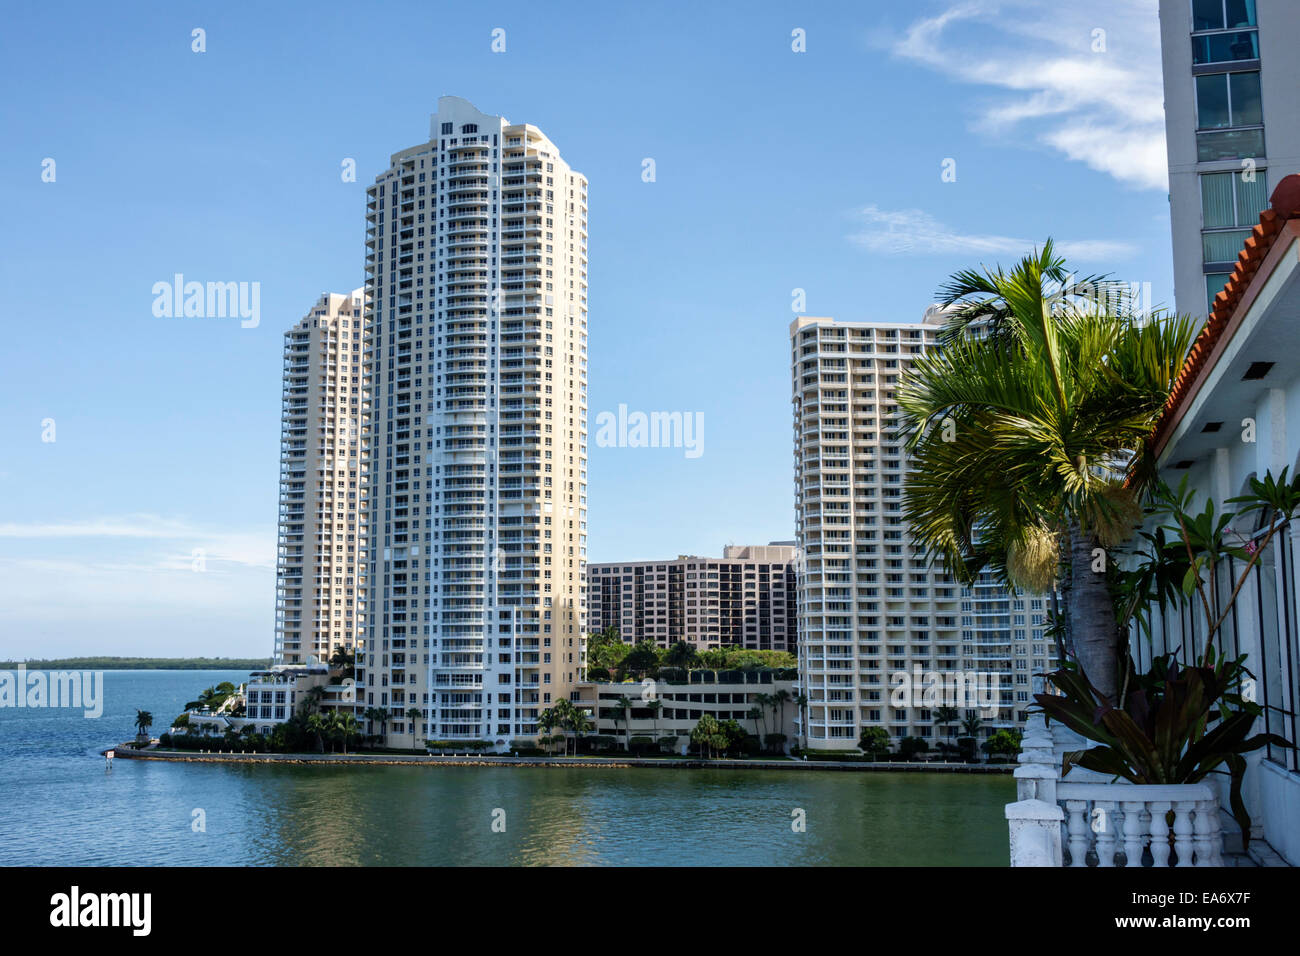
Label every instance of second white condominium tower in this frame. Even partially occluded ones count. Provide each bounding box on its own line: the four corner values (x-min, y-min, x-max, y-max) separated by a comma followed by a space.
275, 290, 369, 666
360, 97, 589, 747
791, 311, 1037, 752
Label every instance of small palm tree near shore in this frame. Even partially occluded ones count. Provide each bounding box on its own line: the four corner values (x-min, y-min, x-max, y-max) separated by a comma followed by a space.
612, 696, 631, 751
406, 707, 423, 746
134, 710, 153, 740
363, 706, 388, 744
747, 706, 764, 745
306, 714, 326, 752
934, 706, 960, 740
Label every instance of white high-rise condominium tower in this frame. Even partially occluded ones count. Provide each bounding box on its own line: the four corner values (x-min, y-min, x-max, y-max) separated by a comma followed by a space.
790, 311, 1050, 752
275, 290, 369, 666
359, 97, 588, 748
1159, 0, 1300, 318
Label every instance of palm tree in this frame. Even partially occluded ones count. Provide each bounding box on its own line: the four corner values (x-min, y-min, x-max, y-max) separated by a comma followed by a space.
306, 714, 326, 753
134, 710, 153, 740
934, 705, 960, 741
548, 699, 580, 756
538, 705, 558, 754
646, 699, 662, 742
363, 706, 386, 745
611, 696, 632, 751
335, 712, 360, 754
961, 714, 984, 741
772, 689, 792, 734
794, 692, 809, 752
406, 707, 423, 747
755, 693, 773, 739
746, 706, 764, 745
301, 685, 325, 716
664, 640, 698, 670
569, 708, 594, 755
899, 241, 1196, 703
329, 645, 356, 678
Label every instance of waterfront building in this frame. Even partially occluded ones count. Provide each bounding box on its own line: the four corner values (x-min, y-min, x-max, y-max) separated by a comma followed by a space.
585, 543, 798, 651
1158, 0, 1300, 318
1133, 173, 1300, 864
358, 97, 588, 748
572, 672, 798, 752
239, 664, 358, 733
274, 290, 369, 666
790, 311, 1044, 752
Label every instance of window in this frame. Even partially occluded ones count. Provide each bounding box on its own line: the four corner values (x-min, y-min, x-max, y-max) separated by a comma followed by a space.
1204, 272, 1232, 312
1192, 0, 1256, 32
1192, 30, 1257, 64
1199, 170, 1267, 262
1195, 71, 1264, 161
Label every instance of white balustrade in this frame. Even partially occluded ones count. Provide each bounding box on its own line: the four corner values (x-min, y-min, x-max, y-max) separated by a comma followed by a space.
1006, 713, 1224, 866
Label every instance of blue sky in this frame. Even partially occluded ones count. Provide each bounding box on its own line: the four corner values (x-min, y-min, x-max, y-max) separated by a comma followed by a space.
0, 0, 1173, 657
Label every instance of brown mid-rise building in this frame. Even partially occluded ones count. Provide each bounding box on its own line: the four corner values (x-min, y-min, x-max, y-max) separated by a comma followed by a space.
586, 543, 798, 652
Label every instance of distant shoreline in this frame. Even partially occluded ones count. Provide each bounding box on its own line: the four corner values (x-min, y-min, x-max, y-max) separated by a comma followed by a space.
1, 658, 269, 671
107, 746, 1014, 774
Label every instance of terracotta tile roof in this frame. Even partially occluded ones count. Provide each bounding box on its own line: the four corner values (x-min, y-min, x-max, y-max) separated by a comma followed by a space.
1149, 173, 1300, 456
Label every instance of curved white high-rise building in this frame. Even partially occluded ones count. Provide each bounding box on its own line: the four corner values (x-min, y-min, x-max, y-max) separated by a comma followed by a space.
359, 97, 588, 748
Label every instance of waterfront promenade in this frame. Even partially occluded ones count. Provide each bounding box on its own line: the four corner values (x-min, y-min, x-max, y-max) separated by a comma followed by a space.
109, 743, 1012, 773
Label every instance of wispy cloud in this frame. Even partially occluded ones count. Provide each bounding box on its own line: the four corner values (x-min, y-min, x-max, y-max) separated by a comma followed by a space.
0, 515, 275, 657
0, 514, 275, 570
849, 204, 1136, 261
890, 0, 1166, 190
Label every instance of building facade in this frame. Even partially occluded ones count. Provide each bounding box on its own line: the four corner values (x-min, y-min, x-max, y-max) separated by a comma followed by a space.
1134, 174, 1300, 864
1159, 0, 1300, 318
274, 291, 369, 666
358, 97, 588, 747
790, 312, 1048, 751
572, 672, 798, 751
585, 543, 798, 651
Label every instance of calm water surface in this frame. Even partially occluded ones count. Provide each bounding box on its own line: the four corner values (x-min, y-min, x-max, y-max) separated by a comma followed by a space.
0, 670, 1012, 865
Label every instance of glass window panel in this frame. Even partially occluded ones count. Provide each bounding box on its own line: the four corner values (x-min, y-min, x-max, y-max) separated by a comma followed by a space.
1202, 229, 1250, 262
1201, 172, 1235, 227
1197, 127, 1265, 161
1196, 73, 1230, 128
1235, 172, 1267, 225
1193, 0, 1225, 30
1193, 30, 1258, 64
1225, 0, 1256, 28
1229, 71, 1263, 125
1205, 273, 1231, 312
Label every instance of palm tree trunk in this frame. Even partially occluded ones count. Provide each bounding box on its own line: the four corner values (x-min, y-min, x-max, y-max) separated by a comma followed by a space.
1049, 588, 1067, 669
1069, 521, 1118, 703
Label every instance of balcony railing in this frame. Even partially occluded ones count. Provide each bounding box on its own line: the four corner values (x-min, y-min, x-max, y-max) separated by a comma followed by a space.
1006, 715, 1223, 867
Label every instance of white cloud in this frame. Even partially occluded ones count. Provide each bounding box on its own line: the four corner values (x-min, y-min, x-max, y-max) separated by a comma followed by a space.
0, 514, 275, 570
0, 516, 276, 658
849, 204, 1136, 261
891, 0, 1167, 190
